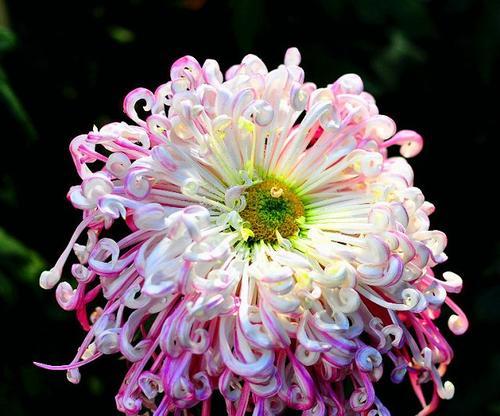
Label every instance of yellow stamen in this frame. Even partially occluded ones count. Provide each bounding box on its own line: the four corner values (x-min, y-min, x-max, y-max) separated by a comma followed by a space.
270, 187, 284, 198
240, 179, 304, 242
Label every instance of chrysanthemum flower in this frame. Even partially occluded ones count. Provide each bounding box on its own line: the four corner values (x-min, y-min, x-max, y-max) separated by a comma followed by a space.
37, 48, 468, 416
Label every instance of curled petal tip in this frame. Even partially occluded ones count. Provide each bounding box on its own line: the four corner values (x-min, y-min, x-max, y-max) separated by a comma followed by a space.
448, 314, 469, 335
39, 268, 61, 290
285, 47, 301, 66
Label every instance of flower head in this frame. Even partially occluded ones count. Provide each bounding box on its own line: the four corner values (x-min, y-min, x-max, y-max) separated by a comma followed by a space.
37, 48, 467, 416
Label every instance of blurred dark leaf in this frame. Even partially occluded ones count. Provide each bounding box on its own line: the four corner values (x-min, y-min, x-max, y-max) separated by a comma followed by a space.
388, 0, 434, 37
447, 353, 500, 414
21, 366, 47, 399
482, 243, 500, 283
0, 66, 37, 140
318, 0, 347, 17
87, 375, 105, 396
475, 0, 500, 82
0, 26, 16, 54
229, 0, 265, 52
490, 403, 500, 415
0, 174, 16, 207
352, 0, 389, 25
474, 244, 500, 325
108, 25, 135, 44
371, 30, 426, 91
475, 285, 500, 323
350, 0, 433, 37
0, 227, 45, 303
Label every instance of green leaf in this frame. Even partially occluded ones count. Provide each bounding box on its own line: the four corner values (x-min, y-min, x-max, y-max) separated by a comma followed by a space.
0, 227, 46, 303
108, 25, 135, 44
0, 66, 37, 141
0, 27, 16, 55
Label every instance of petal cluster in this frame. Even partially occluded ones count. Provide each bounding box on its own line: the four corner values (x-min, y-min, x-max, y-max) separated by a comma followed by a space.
37, 48, 467, 416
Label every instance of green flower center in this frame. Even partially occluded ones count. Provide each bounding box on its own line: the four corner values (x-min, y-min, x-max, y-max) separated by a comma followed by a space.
240, 179, 304, 243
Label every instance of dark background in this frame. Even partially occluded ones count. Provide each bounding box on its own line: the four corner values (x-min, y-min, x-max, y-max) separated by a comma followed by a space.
0, 0, 498, 414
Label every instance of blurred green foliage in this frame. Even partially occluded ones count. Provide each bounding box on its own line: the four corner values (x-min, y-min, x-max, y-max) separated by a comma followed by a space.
0, 227, 45, 303
0, 27, 36, 140
109, 25, 136, 44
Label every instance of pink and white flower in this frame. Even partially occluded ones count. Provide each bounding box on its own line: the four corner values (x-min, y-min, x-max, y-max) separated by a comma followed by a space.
37, 48, 467, 416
